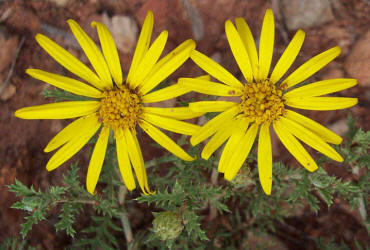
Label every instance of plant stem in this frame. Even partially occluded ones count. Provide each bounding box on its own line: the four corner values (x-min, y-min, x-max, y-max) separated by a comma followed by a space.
117, 185, 134, 247
208, 166, 219, 221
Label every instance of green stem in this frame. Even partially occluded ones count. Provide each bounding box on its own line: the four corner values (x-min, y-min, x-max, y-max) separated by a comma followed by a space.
208, 166, 219, 221
117, 185, 134, 247
352, 166, 368, 232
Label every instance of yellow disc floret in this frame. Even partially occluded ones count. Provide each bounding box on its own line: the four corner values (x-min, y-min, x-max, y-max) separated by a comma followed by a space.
99, 86, 143, 131
239, 81, 286, 124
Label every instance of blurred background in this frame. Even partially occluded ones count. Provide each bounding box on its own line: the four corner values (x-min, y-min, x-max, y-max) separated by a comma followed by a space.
0, 0, 369, 248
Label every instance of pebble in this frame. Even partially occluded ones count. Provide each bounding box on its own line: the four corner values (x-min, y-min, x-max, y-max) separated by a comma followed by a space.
0, 84, 16, 101
321, 62, 344, 80
49, 0, 69, 7
102, 13, 138, 54
183, 0, 204, 41
245, 231, 288, 250
328, 118, 348, 137
281, 0, 334, 30
0, 29, 18, 73
50, 120, 64, 134
210, 52, 222, 64
0, 28, 18, 101
323, 24, 354, 56
345, 31, 370, 87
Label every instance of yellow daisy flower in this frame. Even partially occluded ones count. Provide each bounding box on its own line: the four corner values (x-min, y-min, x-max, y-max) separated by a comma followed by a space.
15, 11, 202, 195
179, 9, 358, 195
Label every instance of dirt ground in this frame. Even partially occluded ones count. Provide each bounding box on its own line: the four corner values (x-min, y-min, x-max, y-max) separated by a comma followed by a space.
0, 0, 369, 249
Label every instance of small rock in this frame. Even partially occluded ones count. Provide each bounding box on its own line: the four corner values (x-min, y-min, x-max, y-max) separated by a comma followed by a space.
6, 6, 40, 32
281, 0, 334, 30
0, 28, 18, 72
328, 118, 348, 137
321, 62, 344, 80
137, 0, 169, 28
322, 67, 344, 80
210, 52, 222, 64
366, 89, 370, 102
323, 24, 354, 56
49, 0, 69, 7
197, 115, 208, 126
50, 120, 64, 134
244, 231, 288, 250
182, 0, 204, 41
102, 13, 138, 54
345, 31, 370, 87
0, 84, 16, 101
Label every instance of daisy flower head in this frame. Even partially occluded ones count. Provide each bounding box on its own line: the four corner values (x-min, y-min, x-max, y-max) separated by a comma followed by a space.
180, 9, 358, 195
15, 11, 201, 195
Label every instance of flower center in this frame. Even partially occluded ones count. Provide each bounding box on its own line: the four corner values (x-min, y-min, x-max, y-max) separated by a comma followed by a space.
239, 81, 286, 124
99, 86, 143, 131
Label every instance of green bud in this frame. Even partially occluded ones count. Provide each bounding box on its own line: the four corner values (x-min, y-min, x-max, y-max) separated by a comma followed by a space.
152, 211, 184, 241
230, 165, 254, 189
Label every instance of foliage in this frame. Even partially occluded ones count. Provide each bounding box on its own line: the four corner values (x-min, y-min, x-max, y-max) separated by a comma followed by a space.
8, 107, 369, 248
42, 87, 92, 101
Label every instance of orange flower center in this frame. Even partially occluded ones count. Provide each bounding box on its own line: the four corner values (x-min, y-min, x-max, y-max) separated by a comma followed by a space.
99, 86, 143, 131
239, 81, 286, 124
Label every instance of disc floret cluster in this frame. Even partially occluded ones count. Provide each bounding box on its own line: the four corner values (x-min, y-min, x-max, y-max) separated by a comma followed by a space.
99, 86, 142, 132
239, 81, 286, 125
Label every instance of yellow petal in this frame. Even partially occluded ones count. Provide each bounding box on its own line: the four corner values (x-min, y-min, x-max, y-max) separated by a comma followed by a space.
285, 109, 342, 144
86, 126, 110, 194
270, 29, 305, 84
124, 128, 153, 195
35, 34, 103, 89
224, 124, 258, 180
115, 129, 136, 191
225, 20, 253, 83
284, 46, 341, 88
201, 126, 233, 160
142, 84, 189, 103
257, 123, 273, 195
190, 50, 243, 88
127, 11, 154, 85
190, 106, 239, 146
235, 17, 259, 79
15, 101, 100, 119
143, 107, 204, 120
218, 119, 249, 173
26, 69, 102, 98
279, 117, 343, 162
46, 116, 101, 171
44, 113, 98, 152
139, 39, 196, 95
141, 75, 209, 103
130, 30, 168, 88
139, 119, 195, 161
189, 101, 237, 113
258, 9, 275, 82
67, 19, 112, 88
196, 75, 211, 81
141, 113, 200, 135
179, 78, 241, 96
284, 78, 357, 98
91, 21, 123, 85
273, 120, 318, 172
285, 96, 358, 110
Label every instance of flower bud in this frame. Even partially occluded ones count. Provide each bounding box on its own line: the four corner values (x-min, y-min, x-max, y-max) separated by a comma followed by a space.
230, 165, 254, 189
152, 211, 184, 241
